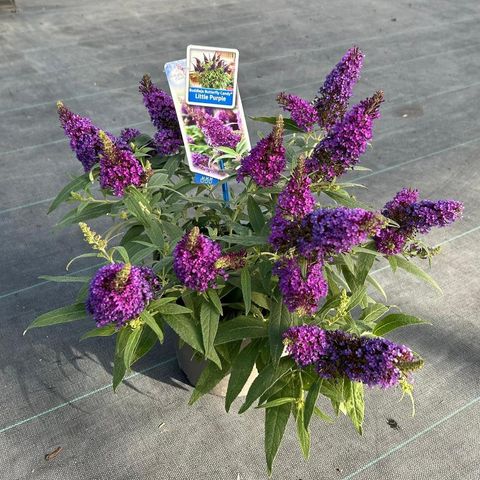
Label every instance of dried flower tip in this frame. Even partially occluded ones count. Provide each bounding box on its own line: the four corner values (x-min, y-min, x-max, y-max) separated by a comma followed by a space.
364, 90, 384, 116
98, 130, 115, 159
79, 222, 107, 251
128, 317, 144, 329
113, 262, 132, 291
186, 227, 200, 251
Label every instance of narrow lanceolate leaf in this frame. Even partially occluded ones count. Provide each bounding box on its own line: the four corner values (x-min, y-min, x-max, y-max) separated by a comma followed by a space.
140, 310, 164, 343
361, 303, 390, 325
241, 268, 252, 315
296, 407, 311, 459
200, 300, 221, 368
38, 275, 91, 283
48, 173, 90, 213
256, 397, 296, 409
265, 386, 292, 475
124, 326, 143, 371
162, 314, 204, 354
215, 316, 268, 345
239, 359, 294, 414
57, 203, 113, 227
80, 324, 116, 340
112, 327, 131, 391
26, 303, 87, 332
347, 286, 367, 311
355, 252, 375, 286
269, 298, 291, 366
343, 379, 365, 435
247, 197, 266, 233
132, 327, 158, 364
251, 115, 304, 133
189, 360, 229, 405
155, 303, 192, 315
303, 378, 322, 430
206, 289, 223, 315
393, 255, 442, 293
373, 313, 429, 337
225, 340, 261, 412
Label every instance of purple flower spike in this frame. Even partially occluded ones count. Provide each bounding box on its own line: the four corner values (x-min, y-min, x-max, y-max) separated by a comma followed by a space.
276, 92, 319, 132
57, 101, 104, 172
237, 116, 286, 187
284, 325, 421, 389
139, 74, 179, 131
173, 227, 224, 292
314, 46, 364, 129
307, 91, 384, 180
273, 256, 328, 315
154, 128, 183, 155
283, 325, 327, 367
375, 189, 463, 255
269, 160, 316, 251
86, 263, 160, 328
300, 207, 384, 257
98, 131, 145, 197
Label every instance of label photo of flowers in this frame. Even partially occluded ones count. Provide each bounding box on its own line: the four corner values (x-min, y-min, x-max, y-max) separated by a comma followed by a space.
186, 45, 239, 109
165, 58, 250, 179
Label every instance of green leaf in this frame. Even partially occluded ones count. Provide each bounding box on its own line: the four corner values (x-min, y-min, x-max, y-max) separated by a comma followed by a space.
393, 256, 442, 293
217, 234, 268, 247
241, 268, 252, 315
257, 397, 296, 409
156, 303, 192, 315
132, 326, 158, 363
265, 386, 292, 475
355, 252, 376, 286
215, 316, 268, 345
57, 203, 113, 227
48, 173, 90, 213
347, 286, 367, 311
313, 406, 334, 422
247, 197, 265, 233
250, 115, 304, 133
296, 407, 311, 459
366, 274, 387, 301
269, 298, 291, 366
80, 325, 116, 340
189, 360, 229, 405
39, 275, 91, 283
113, 246, 130, 264
239, 360, 293, 414
26, 303, 87, 332
124, 326, 143, 370
361, 303, 390, 325
200, 300, 221, 368
123, 188, 152, 226
112, 327, 130, 391
304, 377, 322, 430
163, 314, 204, 353
206, 289, 223, 315
343, 379, 364, 434
140, 310, 164, 343
225, 340, 261, 412
148, 296, 177, 311
130, 245, 157, 264
146, 222, 164, 251
373, 313, 429, 337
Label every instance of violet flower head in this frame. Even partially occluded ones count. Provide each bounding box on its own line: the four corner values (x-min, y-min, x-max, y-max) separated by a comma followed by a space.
307, 91, 384, 180
316, 330, 417, 389
98, 131, 145, 197
276, 92, 319, 132
273, 256, 328, 315
374, 189, 463, 255
269, 160, 316, 251
300, 207, 384, 257
314, 46, 364, 129
57, 101, 103, 172
86, 263, 160, 328
173, 227, 224, 292
199, 113, 241, 149
139, 74, 178, 131
237, 116, 286, 187
154, 128, 183, 156
283, 325, 327, 367
115, 128, 141, 151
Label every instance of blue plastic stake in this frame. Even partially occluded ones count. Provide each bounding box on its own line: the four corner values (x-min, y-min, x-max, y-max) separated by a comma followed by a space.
219, 160, 230, 203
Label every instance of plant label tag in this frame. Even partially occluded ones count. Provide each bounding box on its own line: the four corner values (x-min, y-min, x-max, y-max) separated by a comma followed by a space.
164, 58, 250, 181
185, 45, 239, 109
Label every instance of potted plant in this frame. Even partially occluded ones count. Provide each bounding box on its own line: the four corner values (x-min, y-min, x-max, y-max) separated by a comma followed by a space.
27, 47, 463, 475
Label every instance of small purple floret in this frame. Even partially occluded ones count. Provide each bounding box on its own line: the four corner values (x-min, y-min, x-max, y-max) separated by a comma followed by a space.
277, 92, 319, 132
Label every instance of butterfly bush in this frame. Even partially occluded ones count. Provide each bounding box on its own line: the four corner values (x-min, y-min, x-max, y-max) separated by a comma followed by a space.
30, 48, 464, 475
